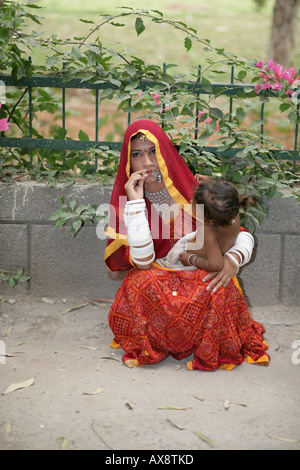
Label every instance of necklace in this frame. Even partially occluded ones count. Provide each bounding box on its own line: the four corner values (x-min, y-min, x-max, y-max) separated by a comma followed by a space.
145, 186, 170, 205
145, 186, 170, 220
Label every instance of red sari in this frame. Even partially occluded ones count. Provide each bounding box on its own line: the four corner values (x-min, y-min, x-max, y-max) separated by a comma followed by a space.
105, 120, 269, 371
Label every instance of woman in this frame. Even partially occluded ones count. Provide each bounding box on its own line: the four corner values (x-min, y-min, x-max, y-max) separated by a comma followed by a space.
104, 120, 269, 371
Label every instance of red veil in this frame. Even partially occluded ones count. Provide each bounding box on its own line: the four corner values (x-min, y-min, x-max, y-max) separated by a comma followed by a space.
104, 120, 198, 271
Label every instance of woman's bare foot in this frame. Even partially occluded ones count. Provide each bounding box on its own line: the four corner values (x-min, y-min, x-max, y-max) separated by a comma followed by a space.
110, 339, 122, 349
107, 269, 129, 281
124, 359, 139, 368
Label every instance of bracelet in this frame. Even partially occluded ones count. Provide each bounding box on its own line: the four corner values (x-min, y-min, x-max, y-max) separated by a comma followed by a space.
187, 254, 197, 266
225, 252, 240, 268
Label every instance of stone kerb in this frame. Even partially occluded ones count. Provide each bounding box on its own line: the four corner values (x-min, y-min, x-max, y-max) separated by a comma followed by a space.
0, 182, 299, 307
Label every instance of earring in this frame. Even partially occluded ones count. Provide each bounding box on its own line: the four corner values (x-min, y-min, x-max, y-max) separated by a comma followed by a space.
153, 170, 162, 182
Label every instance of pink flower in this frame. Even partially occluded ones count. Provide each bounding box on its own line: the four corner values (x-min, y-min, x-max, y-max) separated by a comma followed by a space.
0, 103, 9, 131
267, 59, 274, 70
272, 63, 283, 79
255, 83, 262, 94
198, 111, 219, 131
153, 93, 161, 105
255, 61, 264, 69
285, 89, 294, 98
262, 81, 271, 90
0, 118, 9, 131
271, 81, 284, 91
137, 91, 143, 98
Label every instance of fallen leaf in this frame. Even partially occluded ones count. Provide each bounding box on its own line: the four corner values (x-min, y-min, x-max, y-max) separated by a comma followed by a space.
193, 395, 205, 402
57, 436, 69, 450
83, 386, 104, 396
74, 345, 98, 350
219, 398, 247, 410
193, 430, 214, 448
224, 399, 230, 410
42, 297, 55, 304
62, 302, 89, 314
267, 433, 299, 443
6, 422, 13, 435
167, 418, 185, 430
125, 402, 134, 410
91, 297, 114, 304
96, 359, 105, 370
2, 327, 12, 337
2, 377, 34, 395
158, 406, 188, 410
100, 355, 121, 362
229, 400, 247, 407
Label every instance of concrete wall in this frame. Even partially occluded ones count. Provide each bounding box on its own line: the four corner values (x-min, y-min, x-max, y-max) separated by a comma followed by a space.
0, 182, 299, 306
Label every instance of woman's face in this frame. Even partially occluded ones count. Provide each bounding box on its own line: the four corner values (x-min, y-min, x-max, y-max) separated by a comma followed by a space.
130, 135, 160, 185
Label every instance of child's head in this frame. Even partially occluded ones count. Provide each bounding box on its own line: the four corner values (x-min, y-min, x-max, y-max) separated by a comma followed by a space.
193, 178, 251, 227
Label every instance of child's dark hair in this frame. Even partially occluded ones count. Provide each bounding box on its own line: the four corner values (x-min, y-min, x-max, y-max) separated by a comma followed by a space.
193, 178, 252, 227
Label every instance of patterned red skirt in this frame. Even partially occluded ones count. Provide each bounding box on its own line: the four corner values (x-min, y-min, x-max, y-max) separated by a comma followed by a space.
108, 266, 269, 371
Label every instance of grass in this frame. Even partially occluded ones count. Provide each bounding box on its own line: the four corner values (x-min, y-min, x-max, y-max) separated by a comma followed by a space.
31, 0, 300, 70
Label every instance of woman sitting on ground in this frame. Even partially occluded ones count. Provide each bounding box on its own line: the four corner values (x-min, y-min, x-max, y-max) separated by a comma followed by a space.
104, 119, 269, 371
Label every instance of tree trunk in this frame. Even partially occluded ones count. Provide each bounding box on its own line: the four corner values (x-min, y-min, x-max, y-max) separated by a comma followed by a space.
269, 0, 300, 66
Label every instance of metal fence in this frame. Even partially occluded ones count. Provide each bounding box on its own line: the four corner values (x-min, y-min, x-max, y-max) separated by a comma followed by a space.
0, 68, 299, 171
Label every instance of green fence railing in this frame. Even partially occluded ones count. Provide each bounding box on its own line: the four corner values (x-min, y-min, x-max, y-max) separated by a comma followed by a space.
0, 69, 299, 171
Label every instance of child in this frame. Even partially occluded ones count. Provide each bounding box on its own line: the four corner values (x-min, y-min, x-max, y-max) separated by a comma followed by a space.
156, 178, 252, 273
180, 178, 252, 272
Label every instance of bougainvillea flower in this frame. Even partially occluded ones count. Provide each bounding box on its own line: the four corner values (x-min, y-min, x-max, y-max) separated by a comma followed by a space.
0, 103, 9, 131
255, 61, 264, 69
0, 118, 9, 131
198, 111, 219, 131
153, 93, 161, 105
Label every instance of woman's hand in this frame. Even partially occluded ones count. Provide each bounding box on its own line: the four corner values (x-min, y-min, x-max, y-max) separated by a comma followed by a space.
124, 170, 147, 200
178, 252, 191, 266
195, 174, 210, 184
203, 254, 239, 292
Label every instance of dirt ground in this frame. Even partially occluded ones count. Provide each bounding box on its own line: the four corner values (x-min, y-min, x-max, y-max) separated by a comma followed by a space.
0, 295, 300, 452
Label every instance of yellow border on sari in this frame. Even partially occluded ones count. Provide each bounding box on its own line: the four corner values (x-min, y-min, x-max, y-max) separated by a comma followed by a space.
127, 129, 192, 212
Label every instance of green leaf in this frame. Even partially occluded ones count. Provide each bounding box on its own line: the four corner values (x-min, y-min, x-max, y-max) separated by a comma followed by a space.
279, 102, 291, 112
193, 430, 214, 448
288, 111, 297, 123
71, 219, 83, 236
236, 107, 246, 122
184, 37, 192, 52
151, 9, 163, 17
237, 70, 247, 81
135, 17, 145, 36
69, 199, 77, 211
79, 19, 95, 24
78, 130, 89, 141
210, 107, 223, 120
8, 278, 17, 288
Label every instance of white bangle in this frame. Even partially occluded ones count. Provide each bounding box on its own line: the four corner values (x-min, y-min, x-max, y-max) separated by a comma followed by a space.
124, 201, 155, 266
225, 252, 240, 268
187, 254, 197, 266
